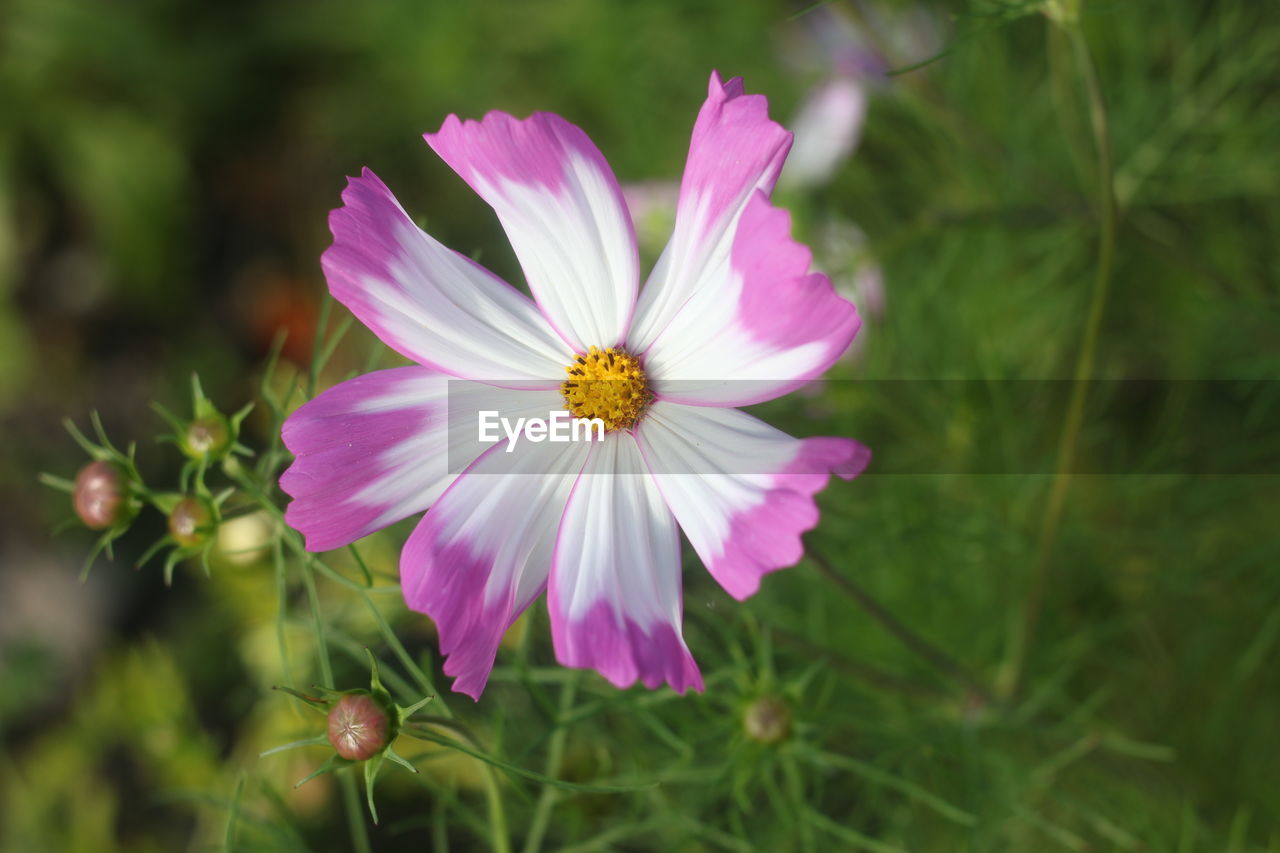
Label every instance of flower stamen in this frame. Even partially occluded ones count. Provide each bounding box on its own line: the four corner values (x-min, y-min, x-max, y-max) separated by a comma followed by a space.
560, 346, 650, 431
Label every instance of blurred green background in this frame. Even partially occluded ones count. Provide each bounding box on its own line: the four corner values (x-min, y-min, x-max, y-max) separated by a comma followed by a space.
2, 0, 1278, 850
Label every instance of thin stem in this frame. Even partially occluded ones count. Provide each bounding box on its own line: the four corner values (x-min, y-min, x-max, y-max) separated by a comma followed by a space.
298, 532, 370, 851
770, 626, 949, 699
228, 464, 453, 716
808, 550, 992, 703
223, 773, 246, 852
522, 678, 578, 853
251, 446, 365, 849
229, 425, 512, 850
341, 772, 373, 853
234, 465, 514, 849
1000, 18, 1118, 699
271, 536, 294, 695
306, 294, 333, 401
299, 557, 333, 687
482, 755, 512, 853
433, 789, 450, 853
306, 545, 453, 719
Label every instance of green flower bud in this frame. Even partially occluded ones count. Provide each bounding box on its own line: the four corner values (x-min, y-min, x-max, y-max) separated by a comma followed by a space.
328, 692, 392, 761
181, 414, 232, 460
743, 695, 792, 745
73, 461, 134, 530
168, 496, 213, 547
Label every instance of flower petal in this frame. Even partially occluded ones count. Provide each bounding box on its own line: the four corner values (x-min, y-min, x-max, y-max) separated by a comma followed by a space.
548, 433, 702, 692
634, 401, 869, 600
426, 112, 639, 351
323, 169, 571, 385
280, 367, 561, 552
642, 191, 860, 406
401, 438, 590, 699
627, 71, 793, 353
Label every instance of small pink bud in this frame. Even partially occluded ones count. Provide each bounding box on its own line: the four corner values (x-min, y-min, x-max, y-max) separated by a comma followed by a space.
182, 415, 231, 459
168, 496, 212, 547
327, 693, 391, 761
73, 461, 131, 530
744, 696, 792, 744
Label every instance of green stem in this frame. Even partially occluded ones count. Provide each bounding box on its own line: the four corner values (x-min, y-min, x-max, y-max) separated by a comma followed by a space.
240, 452, 367, 850
306, 294, 333, 401
299, 555, 333, 687
1000, 18, 1118, 699
298, 532, 371, 851
809, 550, 992, 703
522, 678, 578, 853
341, 772, 373, 853
228, 465, 452, 713
232, 464, 515, 850
223, 773, 246, 852
482, 756, 512, 853
271, 537, 294, 694
311, 554, 451, 717
300, 545, 516, 853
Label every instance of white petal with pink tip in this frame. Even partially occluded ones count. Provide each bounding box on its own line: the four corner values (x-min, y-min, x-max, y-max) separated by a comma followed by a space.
635, 401, 870, 600
427, 112, 639, 351
401, 438, 591, 699
548, 433, 702, 693
628, 72, 793, 354
641, 192, 859, 407
323, 171, 570, 385
281, 367, 561, 553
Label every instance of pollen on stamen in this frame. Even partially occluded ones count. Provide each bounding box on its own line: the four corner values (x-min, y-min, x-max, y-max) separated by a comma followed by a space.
560, 346, 651, 431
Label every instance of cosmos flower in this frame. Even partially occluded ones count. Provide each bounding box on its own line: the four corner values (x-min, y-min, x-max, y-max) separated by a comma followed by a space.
280, 72, 869, 699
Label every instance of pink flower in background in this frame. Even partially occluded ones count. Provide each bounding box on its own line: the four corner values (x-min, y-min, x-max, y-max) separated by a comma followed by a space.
777, 3, 885, 192
776, 2, 940, 193
775, 5, 900, 369
779, 76, 869, 191
280, 73, 869, 699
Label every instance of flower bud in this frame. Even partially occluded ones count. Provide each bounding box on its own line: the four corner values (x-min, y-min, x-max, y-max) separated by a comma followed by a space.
743, 695, 792, 744
73, 460, 133, 530
327, 692, 392, 761
181, 414, 231, 460
168, 496, 213, 547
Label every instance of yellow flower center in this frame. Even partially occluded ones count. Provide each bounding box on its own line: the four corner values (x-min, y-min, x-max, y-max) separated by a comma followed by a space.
561, 346, 651, 431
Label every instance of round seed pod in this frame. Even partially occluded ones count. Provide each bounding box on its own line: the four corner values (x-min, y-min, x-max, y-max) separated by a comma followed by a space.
73, 460, 133, 530
327, 692, 392, 761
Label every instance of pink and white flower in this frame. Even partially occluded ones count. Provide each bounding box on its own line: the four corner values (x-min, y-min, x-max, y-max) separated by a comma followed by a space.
280, 72, 870, 699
